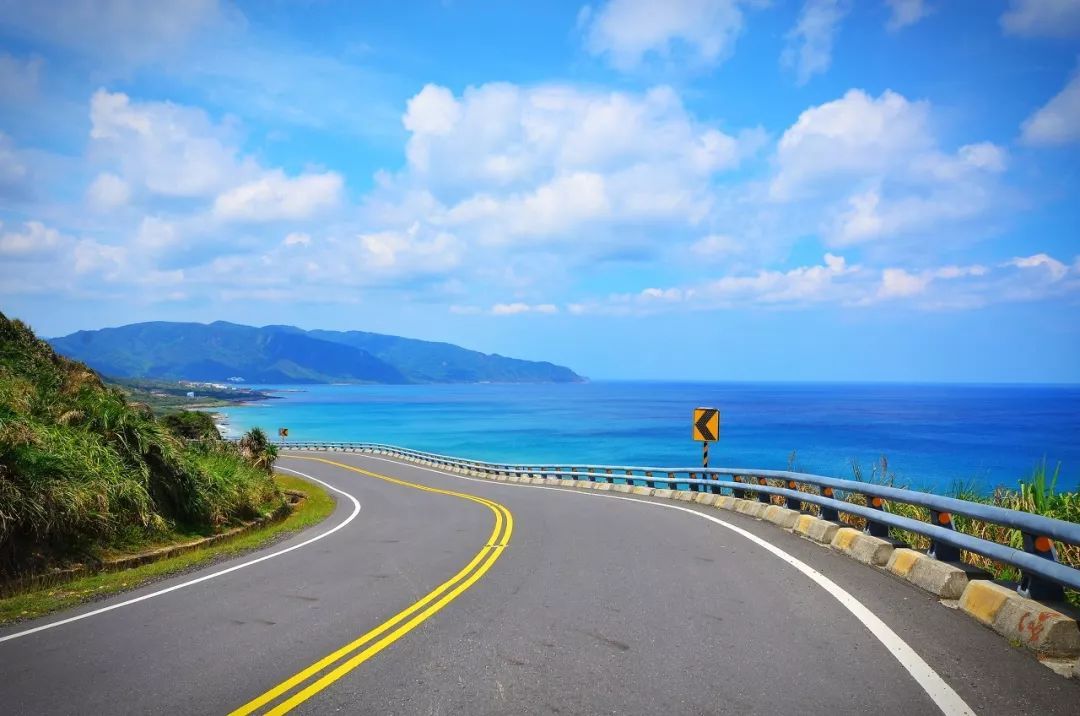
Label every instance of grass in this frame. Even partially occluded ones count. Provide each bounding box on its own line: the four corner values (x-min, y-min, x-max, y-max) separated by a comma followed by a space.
0, 312, 283, 578
0, 473, 335, 625
777, 453, 1080, 607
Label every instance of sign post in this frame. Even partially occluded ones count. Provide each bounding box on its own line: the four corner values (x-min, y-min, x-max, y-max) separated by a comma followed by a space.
278, 427, 289, 443
692, 407, 720, 469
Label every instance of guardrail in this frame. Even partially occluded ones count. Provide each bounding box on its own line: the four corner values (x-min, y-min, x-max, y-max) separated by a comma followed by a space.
278, 441, 1080, 601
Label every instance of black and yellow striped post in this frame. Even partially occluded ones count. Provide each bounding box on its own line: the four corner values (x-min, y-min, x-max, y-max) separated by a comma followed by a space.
702, 441, 709, 469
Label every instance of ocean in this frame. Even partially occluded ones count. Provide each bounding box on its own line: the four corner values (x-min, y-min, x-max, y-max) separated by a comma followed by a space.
216, 382, 1080, 495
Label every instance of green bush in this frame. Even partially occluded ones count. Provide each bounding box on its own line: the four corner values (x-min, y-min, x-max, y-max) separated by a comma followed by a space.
161, 410, 221, 441
0, 312, 283, 577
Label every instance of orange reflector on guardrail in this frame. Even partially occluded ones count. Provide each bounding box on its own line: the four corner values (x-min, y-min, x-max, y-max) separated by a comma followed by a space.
938, 512, 952, 525
871, 497, 884, 508
1035, 536, 1053, 553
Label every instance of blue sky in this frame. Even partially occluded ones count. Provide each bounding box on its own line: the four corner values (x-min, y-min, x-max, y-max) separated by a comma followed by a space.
1, 0, 1078, 382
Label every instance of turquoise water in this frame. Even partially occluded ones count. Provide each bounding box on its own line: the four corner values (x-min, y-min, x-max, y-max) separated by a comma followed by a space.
218, 382, 1080, 494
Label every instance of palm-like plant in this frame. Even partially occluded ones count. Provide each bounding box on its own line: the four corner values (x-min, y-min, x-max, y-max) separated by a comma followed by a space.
239, 427, 275, 472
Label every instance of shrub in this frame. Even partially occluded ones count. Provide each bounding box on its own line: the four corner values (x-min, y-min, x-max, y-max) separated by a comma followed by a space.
0, 312, 284, 577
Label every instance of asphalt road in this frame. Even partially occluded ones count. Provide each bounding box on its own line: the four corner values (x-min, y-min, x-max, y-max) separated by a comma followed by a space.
1, 451, 1077, 715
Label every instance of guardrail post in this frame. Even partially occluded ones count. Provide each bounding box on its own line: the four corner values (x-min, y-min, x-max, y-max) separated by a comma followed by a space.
927, 510, 961, 563
819, 486, 840, 522
865, 496, 890, 539
1018, 533, 1066, 602
732, 475, 746, 499
756, 478, 770, 504
784, 480, 801, 511
709, 472, 722, 495
644, 470, 653, 488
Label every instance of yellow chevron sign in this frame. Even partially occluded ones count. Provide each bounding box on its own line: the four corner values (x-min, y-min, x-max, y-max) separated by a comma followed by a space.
692, 407, 720, 442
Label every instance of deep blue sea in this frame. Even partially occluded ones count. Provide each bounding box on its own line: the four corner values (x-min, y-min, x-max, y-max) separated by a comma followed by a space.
217, 382, 1080, 494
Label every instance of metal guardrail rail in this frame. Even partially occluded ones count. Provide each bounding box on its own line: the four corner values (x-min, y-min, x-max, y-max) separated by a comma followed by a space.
279, 441, 1080, 601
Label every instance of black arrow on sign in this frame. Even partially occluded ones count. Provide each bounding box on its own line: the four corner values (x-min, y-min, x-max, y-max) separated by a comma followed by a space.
695, 409, 717, 441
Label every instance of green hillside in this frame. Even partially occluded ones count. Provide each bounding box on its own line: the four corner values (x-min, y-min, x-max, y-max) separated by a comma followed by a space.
306, 328, 582, 383
0, 312, 282, 578
48, 321, 584, 385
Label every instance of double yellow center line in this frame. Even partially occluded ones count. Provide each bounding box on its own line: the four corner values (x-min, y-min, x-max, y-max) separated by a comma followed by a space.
229, 456, 513, 715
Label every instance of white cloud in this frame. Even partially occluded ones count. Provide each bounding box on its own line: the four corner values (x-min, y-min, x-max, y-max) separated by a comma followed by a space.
0, 221, 63, 257
444, 172, 611, 241
566, 253, 1078, 314
878, 267, 929, 298
771, 89, 932, 199
781, 0, 851, 85
283, 232, 311, 247
885, 0, 929, 31
690, 234, 742, 259
73, 239, 126, 277
491, 302, 559, 315
403, 84, 462, 137
0, 0, 230, 64
1006, 253, 1069, 280
212, 170, 343, 222
86, 172, 130, 209
1020, 69, 1080, 145
770, 89, 1005, 246
378, 81, 764, 256
581, 0, 747, 70
354, 225, 461, 275
134, 217, 180, 252
90, 88, 255, 197
401, 83, 759, 191
1000, 0, 1080, 38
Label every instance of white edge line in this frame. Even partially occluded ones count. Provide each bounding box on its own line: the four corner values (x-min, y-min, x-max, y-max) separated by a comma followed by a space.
0, 467, 361, 644
351, 453, 975, 716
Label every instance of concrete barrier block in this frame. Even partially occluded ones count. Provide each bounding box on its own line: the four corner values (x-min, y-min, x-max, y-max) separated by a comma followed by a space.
764, 505, 800, 529
543, 477, 562, 486
735, 500, 767, 518
714, 496, 737, 511
851, 534, 894, 566
507, 475, 521, 483
612, 484, 633, 494
959, 581, 1080, 657
558, 479, 577, 488
494, 474, 510, 482
886, 549, 969, 599
674, 491, 695, 502
652, 488, 674, 499
630, 486, 654, 497
575, 481, 596, 489
594, 482, 613, 491
694, 493, 718, 506
794, 515, 839, 543
831, 527, 893, 566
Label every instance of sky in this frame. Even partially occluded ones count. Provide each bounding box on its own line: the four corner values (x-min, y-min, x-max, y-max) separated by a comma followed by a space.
0, 0, 1078, 382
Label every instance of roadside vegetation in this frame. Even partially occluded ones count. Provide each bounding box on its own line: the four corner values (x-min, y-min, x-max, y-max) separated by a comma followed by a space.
0, 473, 335, 624
0, 312, 295, 587
783, 452, 1080, 607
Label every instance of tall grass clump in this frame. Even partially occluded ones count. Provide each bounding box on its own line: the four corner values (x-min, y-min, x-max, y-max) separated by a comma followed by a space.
838, 455, 1079, 607
0, 312, 285, 578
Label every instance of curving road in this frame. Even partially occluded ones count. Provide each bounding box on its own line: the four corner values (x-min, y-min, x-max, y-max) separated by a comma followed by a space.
1, 451, 1077, 715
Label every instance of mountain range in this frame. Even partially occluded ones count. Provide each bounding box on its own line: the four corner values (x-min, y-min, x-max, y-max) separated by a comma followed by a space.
48, 321, 584, 385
